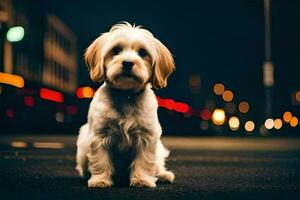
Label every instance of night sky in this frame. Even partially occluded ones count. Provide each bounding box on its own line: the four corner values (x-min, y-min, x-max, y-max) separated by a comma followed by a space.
45, 0, 300, 114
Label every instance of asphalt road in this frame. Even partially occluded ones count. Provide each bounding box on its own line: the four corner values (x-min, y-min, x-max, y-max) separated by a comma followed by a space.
0, 135, 300, 200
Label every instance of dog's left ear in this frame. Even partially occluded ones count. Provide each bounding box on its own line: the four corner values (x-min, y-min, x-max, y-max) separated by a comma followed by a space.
84, 33, 108, 82
152, 39, 175, 89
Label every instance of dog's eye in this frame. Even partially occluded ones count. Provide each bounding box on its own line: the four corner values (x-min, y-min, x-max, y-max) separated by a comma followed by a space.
112, 46, 122, 55
138, 48, 148, 58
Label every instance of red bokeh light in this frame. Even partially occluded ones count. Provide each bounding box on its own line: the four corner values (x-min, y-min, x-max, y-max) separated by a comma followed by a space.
24, 96, 35, 107
66, 105, 78, 115
40, 88, 64, 103
174, 102, 190, 113
200, 109, 211, 121
6, 109, 14, 118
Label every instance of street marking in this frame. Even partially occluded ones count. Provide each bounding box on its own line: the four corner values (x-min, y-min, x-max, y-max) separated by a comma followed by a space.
10, 141, 28, 148
32, 142, 64, 149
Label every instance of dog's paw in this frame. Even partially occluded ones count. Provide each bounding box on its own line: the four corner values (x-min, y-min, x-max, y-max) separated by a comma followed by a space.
130, 177, 156, 188
88, 175, 113, 188
76, 165, 84, 177
158, 171, 175, 183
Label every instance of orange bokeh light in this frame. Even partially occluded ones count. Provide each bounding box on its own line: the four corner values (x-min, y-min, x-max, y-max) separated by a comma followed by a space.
222, 90, 234, 102
213, 83, 225, 95
0, 72, 24, 88
239, 101, 249, 113
76, 87, 94, 98
290, 116, 299, 127
283, 111, 292, 123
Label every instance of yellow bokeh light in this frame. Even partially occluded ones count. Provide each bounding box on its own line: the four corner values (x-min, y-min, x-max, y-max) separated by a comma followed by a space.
222, 90, 234, 102
283, 111, 292, 123
296, 91, 300, 102
213, 83, 225, 95
0, 72, 25, 88
238, 101, 249, 113
228, 116, 240, 131
212, 108, 226, 125
290, 116, 299, 127
273, 118, 283, 130
244, 121, 255, 132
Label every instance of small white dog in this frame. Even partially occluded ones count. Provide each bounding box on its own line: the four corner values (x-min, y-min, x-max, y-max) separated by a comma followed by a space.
76, 22, 175, 188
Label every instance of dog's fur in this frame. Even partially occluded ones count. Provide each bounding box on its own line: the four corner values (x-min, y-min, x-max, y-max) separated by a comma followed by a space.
76, 22, 175, 188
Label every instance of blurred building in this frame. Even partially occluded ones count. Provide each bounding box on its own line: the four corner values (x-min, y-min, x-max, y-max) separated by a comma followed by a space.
0, 0, 77, 93
43, 15, 77, 93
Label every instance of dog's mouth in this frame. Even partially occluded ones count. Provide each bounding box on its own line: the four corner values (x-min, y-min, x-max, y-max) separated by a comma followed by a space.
114, 73, 141, 83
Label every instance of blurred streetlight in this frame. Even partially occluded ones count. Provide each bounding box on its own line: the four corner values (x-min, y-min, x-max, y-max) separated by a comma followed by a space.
290, 117, 298, 127
213, 83, 225, 95
228, 116, 240, 131
263, 0, 274, 118
212, 108, 226, 125
273, 118, 283, 130
283, 111, 292, 123
238, 101, 249, 113
222, 90, 234, 102
245, 121, 255, 132
6, 26, 25, 42
264, 118, 274, 129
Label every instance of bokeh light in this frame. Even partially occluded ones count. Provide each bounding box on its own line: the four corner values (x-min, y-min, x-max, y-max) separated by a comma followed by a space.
222, 90, 234, 102
225, 102, 236, 114
238, 101, 249, 113
213, 83, 225, 95
200, 121, 209, 130
283, 111, 292, 123
212, 109, 226, 125
244, 121, 255, 132
296, 91, 300, 102
228, 116, 240, 131
264, 118, 274, 129
0, 72, 25, 88
273, 118, 283, 130
6, 26, 25, 42
55, 112, 64, 123
290, 116, 299, 127
200, 109, 211, 121
76, 87, 94, 98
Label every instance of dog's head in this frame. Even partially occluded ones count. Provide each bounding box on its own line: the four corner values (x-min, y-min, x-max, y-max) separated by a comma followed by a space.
84, 22, 175, 90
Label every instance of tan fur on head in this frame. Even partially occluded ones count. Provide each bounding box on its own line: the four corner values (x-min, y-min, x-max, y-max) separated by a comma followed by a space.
84, 33, 108, 82
84, 22, 175, 90
152, 39, 175, 89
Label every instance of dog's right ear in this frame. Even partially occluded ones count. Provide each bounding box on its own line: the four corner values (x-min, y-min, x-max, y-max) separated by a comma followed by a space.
84, 33, 108, 82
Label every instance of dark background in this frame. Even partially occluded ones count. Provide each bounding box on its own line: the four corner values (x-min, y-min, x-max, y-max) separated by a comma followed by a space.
1, 0, 300, 135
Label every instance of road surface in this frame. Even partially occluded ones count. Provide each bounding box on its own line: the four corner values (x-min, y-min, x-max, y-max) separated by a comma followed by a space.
0, 135, 300, 199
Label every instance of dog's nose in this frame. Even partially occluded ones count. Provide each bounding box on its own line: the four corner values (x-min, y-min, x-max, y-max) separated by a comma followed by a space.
122, 61, 134, 72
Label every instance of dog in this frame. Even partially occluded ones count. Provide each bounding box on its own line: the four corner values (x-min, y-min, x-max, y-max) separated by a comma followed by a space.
76, 22, 175, 188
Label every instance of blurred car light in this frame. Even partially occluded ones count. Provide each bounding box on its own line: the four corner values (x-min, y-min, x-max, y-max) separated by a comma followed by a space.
40, 88, 64, 103
0, 72, 25, 88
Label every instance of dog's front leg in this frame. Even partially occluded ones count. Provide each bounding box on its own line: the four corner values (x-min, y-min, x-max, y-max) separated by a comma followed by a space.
130, 138, 158, 188
87, 136, 114, 188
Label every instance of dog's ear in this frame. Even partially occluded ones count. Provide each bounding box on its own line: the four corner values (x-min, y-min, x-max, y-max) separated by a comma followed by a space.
152, 39, 175, 89
84, 33, 108, 82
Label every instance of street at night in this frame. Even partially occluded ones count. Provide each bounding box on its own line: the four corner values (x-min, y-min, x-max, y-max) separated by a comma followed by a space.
1, 135, 300, 200
1, 0, 300, 199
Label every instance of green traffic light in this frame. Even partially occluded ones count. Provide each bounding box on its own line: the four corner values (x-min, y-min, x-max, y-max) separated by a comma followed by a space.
6, 26, 25, 42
